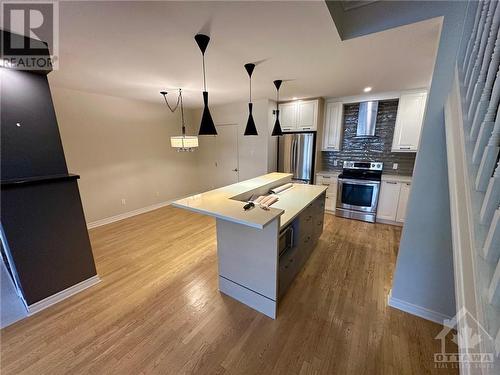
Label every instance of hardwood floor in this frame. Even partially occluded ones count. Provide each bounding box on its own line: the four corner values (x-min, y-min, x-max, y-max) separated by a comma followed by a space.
0, 206, 457, 374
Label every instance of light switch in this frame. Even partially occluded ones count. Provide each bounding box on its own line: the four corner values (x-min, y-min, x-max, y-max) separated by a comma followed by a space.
393, 163, 398, 170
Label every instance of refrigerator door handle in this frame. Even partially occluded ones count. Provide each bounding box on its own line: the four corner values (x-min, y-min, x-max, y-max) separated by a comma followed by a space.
291, 137, 297, 176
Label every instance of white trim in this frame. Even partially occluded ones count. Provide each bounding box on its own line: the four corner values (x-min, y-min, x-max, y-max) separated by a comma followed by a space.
375, 218, 403, 226
388, 291, 453, 327
87, 201, 172, 229
218, 276, 276, 319
27, 275, 100, 315
86, 192, 202, 229
445, 67, 482, 340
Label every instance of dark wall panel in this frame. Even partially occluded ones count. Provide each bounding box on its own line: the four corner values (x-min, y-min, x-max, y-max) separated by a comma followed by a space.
1, 180, 96, 305
1, 68, 68, 180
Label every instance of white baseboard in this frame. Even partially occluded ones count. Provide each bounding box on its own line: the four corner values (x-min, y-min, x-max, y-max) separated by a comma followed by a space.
376, 218, 404, 226
87, 201, 172, 229
86, 191, 203, 229
27, 275, 100, 315
388, 290, 453, 328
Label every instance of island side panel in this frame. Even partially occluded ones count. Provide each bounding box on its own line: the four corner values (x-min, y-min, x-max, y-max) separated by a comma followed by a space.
216, 217, 279, 319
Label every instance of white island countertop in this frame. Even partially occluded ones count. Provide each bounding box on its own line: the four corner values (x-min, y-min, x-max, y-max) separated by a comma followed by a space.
172, 173, 327, 230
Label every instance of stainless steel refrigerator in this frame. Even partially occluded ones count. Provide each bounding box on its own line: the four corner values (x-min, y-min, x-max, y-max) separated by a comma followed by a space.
278, 132, 315, 184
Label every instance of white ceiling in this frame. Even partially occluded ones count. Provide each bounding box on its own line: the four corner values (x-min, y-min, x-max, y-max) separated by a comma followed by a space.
49, 1, 441, 108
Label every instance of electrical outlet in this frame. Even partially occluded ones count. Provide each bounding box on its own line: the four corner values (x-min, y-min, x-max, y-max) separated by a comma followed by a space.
333, 159, 338, 167
393, 163, 398, 170
121, 198, 126, 205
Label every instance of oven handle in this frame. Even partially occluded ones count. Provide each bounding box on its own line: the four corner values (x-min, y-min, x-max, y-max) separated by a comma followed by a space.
338, 178, 381, 186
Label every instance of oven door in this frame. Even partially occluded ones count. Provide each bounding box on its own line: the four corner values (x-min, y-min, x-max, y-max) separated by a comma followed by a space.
337, 178, 380, 213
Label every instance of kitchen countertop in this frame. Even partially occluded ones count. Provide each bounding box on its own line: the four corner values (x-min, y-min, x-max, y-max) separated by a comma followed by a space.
381, 174, 412, 183
316, 170, 341, 176
317, 170, 412, 183
172, 173, 328, 230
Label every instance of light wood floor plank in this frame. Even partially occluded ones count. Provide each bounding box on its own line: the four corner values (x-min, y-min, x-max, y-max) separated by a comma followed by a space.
0, 206, 457, 374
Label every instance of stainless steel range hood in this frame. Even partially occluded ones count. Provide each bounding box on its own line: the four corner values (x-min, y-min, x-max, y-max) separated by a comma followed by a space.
356, 101, 378, 137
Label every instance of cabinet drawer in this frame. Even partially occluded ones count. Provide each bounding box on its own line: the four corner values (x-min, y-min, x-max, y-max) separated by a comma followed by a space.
278, 245, 300, 298
298, 208, 314, 238
319, 183, 335, 194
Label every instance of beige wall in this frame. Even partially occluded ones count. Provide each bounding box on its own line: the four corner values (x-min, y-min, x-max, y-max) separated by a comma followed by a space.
194, 98, 278, 191
51, 87, 201, 223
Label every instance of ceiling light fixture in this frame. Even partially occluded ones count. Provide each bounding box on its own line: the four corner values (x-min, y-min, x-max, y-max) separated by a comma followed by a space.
292, 97, 298, 100
363, 87, 372, 93
195, 34, 217, 136
244, 63, 258, 136
272, 80, 283, 136
160, 89, 199, 152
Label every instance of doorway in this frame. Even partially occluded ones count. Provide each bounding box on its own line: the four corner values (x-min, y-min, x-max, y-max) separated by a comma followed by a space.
214, 124, 239, 187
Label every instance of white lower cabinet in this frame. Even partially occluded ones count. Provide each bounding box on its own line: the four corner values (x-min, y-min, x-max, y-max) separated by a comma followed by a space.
396, 182, 411, 222
325, 189, 337, 212
376, 179, 412, 224
316, 174, 338, 212
377, 181, 401, 221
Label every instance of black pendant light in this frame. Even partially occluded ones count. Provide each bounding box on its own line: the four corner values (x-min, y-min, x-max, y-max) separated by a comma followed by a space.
195, 33, 217, 136
272, 79, 283, 136
244, 63, 258, 136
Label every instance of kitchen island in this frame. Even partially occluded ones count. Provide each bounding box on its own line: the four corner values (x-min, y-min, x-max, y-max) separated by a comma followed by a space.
172, 173, 327, 318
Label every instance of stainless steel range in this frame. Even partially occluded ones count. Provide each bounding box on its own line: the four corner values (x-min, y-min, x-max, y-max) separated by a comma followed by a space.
336, 161, 383, 223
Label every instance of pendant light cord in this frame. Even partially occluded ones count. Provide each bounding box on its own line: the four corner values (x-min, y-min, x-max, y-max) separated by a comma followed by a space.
249, 77, 252, 102
202, 55, 207, 91
161, 89, 186, 137
180, 89, 186, 136
162, 92, 181, 113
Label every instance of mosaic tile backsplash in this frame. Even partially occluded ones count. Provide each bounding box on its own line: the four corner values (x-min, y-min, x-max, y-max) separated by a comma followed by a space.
320, 100, 417, 176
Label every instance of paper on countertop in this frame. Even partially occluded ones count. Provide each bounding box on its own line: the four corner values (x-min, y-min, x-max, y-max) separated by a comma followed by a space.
262, 195, 279, 208
269, 182, 293, 194
253, 195, 265, 204
251, 194, 280, 208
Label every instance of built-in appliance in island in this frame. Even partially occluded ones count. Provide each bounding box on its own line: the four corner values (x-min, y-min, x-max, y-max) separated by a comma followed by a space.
336, 161, 383, 223
172, 173, 327, 318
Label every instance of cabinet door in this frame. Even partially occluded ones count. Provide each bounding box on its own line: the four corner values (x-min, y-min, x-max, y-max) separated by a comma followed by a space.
322, 102, 343, 151
325, 195, 335, 212
376, 181, 401, 221
297, 100, 318, 131
392, 92, 427, 152
279, 102, 298, 132
317, 174, 337, 212
396, 182, 411, 222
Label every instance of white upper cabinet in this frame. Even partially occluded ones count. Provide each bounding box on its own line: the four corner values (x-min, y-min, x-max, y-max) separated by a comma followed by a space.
278, 99, 319, 132
392, 91, 427, 152
322, 102, 343, 151
279, 102, 297, 132
297, 100, 318, 131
